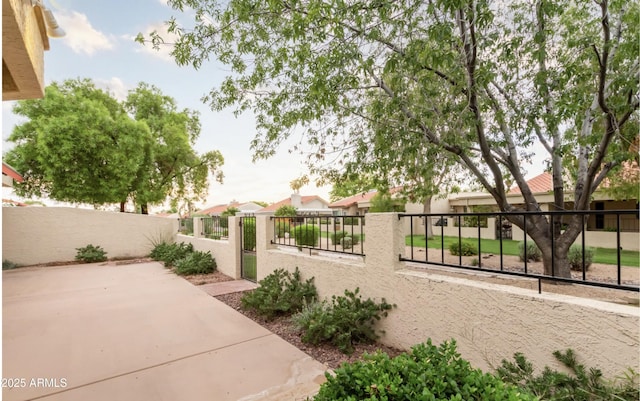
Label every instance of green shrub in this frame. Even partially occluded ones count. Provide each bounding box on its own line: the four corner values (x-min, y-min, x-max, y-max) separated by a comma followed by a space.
497, 349, 638, 401
343, 217, 362, 226
340, 236, 353, 249
519, 241, 542, 262
330, 230, 348, 245
292, 224, 320, 247
274, 205, 297, 217
275, 219, 291, 237
75, 244, 108, 263
293, 288, 394, 354
568, 245, 595, 271
3, 260, 19, 270
314, 339, 533, 400
173, 251, 216, 275
449, 241, 478, 256
241, 267, 317, 320
242, 218, 256, 251
149, 242, 194, 267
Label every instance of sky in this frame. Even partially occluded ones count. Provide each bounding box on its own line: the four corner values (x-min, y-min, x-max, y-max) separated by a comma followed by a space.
2, 0, 333, 209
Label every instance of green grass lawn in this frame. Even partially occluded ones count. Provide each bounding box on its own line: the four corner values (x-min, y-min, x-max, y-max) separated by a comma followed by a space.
242, 253, 257, 281
406, 235, 640, 268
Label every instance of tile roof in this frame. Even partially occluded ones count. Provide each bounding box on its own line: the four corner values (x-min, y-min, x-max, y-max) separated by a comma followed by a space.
198, 202, 242, 215
329, 190, 378, 208
509, 172, 553, 194
2, 162, 23, 183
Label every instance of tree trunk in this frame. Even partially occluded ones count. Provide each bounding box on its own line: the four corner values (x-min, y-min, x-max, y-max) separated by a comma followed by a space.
540, 241, 571, 279
120, 201, 125, 213
141, 203, 149, 215
423, 196, 433, 239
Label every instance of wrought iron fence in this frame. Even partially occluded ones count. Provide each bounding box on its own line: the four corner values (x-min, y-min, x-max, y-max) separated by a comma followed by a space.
271, 215, 365, 256
400, 210, 639, 293
201, 216, 229, 240
178, 217, 193, 235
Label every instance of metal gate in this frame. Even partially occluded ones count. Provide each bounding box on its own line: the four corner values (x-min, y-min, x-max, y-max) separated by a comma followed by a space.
239, 215, 257, 282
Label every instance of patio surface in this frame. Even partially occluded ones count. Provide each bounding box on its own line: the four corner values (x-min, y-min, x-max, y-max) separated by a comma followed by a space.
2, 262, 327, 401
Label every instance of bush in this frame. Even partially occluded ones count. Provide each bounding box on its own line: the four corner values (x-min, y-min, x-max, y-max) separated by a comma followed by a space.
314, 339, 533, 401
340, 236, 353, 249
343, 217, 362, 226
292, 224, 320, 247
75, 244, 108, 263
241, 267, 317, 320
497, 349, 638, 400
519, 241, 542, 262
293, 288, 395, 354
274, 205, 297, 217
149, 242, 194, 267
173, 251, 216, 275
449, 241, 477, 256
330, 230, 348, 245
275, 219, 291, 237
568, 245, 595, 271
243, 218, 256, 251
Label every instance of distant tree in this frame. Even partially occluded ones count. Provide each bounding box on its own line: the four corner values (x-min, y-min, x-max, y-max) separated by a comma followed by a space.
221, 206, 240, 216
369, 192, 405, 213
124, 83, 224, 214
5, 79, 150, 206
289, 175, 309, 194
275, 205, 298, 216
250, 200, 269, 207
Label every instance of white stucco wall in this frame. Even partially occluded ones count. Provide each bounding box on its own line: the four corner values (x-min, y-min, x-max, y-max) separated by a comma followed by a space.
255, 213, 640, 378
2, 207, 177, 265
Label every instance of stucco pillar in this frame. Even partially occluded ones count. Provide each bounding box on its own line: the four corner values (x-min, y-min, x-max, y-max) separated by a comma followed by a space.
227, 216, 242, 279
193, 217, 203, 238
364, 213, 404, 271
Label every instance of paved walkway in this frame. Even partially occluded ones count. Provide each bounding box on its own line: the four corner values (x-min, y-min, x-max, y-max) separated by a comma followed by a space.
2, 262, 327, 401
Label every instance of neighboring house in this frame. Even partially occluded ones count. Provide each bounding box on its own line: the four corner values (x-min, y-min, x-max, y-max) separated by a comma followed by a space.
197, 201, 263, 216
448, 172, 638, 231
257, 194, 330, 215
328, 187, 449, 216
3, 0, 64, 100
2, 162, 24, 188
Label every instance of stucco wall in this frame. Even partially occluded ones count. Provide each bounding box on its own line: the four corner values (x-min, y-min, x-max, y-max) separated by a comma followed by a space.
2, 207, 177, 265
255, 214, 640, 378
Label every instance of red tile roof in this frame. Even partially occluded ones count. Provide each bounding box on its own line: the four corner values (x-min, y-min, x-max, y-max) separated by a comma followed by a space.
198, 202, 242, 215
2, 163, 23, 183
509, 172, 553, 194
259, 195, 327, 212
329, 190, 377, 208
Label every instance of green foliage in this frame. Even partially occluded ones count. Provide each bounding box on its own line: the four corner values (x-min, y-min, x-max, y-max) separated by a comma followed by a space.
519, 242, 542, 262
149, 242, 194, 267
173, 250, 216, 275
293, 288, 394, 354
314, 339, 534, 400
274, 205, 298, 217
449, 241, 478, 256
568, 245, 595, 271
5, 79, 150, 205
497, 349, 639, 401
292, 224, 320, 247
3, 260, 19, 270
75, 244, 108, 263
242, 218, 256, 250
219, 207, 239, 228
342, 217, 362, 225
340, 236, 353, 249
275, 219, 291, 237
330, 230, 349, 245
241, 268, 317, 320
369, 193, 405, 213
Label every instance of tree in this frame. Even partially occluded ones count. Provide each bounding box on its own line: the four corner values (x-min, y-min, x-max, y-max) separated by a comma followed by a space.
124, 83, 224, 214
369, 192, 405, 213
146, 0, 639, 277
5, 79, 150, 205
289, 175, 309, 194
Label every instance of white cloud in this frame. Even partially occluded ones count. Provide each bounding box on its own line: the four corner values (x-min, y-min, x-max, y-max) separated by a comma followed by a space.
135, 22, 178, 62
94, 77, 130, 101
56, 11, 114, 55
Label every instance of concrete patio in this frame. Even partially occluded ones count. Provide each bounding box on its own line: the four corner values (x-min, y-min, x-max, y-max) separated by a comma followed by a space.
2, 262, 327, 401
